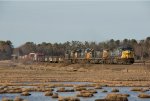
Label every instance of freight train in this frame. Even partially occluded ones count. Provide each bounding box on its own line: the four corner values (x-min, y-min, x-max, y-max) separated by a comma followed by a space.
16, 46, 134, 65
65, 46, 134, 64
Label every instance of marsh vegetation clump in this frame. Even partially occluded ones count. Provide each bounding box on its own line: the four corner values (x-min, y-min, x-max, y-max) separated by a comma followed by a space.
44, 91, 53, 96
76, 89, 95, 97
138, 93, 150, 98
105, 93, 128, 101
21, 92, 31, 96
52, 93, 59, 98
58, 96, 80, 101
14, 96, 24, 101
95, 85, 103, 89
111, 88, 119, 92
74, 87, 86, 91
2, 98, 13, 101
80, 89, 97, 94
131, 88, 141, 91
77, 92, 94, 97
102, 90, 108, 93
131, 88, 146, 92
95, 93, 129, 101
57, 87, 74, 92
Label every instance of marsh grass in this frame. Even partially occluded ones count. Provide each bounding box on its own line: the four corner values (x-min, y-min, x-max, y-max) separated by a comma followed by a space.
0, 61, 150, 87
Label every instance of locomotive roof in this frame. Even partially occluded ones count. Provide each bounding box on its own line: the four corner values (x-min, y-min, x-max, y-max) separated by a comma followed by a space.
119, 46, 133, 51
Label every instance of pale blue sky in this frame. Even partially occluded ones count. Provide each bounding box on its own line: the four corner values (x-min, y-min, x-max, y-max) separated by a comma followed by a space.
0, 0, 150, 47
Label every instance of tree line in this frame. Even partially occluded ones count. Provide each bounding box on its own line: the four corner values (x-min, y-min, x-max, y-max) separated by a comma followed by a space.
0, 41, 13, 60
1, 37, 150, 60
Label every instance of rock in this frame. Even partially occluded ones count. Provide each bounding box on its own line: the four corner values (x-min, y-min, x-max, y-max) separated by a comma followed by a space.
21, 92, 31, 96
138, 93, 150, 98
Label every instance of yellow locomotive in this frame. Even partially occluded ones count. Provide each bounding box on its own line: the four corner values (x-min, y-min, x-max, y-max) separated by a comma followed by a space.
102, 47, 134, 64
120, 47, 134, 64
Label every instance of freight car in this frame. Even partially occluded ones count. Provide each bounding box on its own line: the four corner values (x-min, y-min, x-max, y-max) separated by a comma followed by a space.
64, 46, 134, 64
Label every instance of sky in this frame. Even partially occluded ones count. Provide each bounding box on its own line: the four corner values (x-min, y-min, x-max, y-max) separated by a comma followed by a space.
0, 0, 150, 47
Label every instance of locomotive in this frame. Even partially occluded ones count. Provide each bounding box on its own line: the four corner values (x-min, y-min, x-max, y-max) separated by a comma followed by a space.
65, 46, 134, 64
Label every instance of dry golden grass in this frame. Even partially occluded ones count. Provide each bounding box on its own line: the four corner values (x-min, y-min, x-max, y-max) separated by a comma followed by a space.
0, 61, 150, 87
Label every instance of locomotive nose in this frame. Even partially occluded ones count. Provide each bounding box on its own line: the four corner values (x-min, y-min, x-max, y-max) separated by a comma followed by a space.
126, 50, 131, 54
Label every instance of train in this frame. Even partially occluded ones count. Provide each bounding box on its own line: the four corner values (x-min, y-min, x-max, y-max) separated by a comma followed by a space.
16, 46, 134, 65
64, 46, 134, 64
